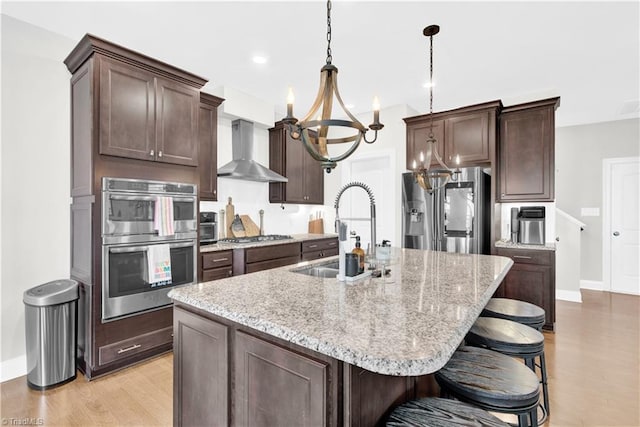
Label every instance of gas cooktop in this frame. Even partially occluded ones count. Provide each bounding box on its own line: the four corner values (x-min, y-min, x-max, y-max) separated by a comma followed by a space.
217, 235, 293, 244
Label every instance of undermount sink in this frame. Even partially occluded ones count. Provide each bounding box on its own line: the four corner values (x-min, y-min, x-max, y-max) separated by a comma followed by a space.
291, 260, 339, 278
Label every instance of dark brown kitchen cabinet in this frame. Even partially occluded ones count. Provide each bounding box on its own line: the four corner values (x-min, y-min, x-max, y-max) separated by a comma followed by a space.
198, 93, 224, 201
404, 100, 501, 170
495, 247, 555, 331
269, 121, 324, 204
173, 306, 228, 427
445, 110, 495, 165
233, 242, 301, 275
65, 34, 207, 379
301, 237, 339, 261
98, 56, 200, 167
234, 331, 328, 426
497, 97, 560, 202
200, 250, 233, 282
406, 119, 445, 169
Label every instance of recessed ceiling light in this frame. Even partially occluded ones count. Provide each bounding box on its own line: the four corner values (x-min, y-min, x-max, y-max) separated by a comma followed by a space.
252, 55, 268, 64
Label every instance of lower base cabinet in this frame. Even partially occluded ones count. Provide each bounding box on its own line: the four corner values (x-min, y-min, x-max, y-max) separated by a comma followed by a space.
235, 331, 328, 426
173, 307, 228, 426
495, 248, 556, 331
173, 304, 435, 426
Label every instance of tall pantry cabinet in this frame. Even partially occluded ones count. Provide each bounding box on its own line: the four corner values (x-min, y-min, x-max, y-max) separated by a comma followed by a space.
64, 34, 210, 378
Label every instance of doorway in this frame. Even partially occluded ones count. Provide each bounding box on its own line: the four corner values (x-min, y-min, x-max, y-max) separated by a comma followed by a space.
603, 157, 640, 295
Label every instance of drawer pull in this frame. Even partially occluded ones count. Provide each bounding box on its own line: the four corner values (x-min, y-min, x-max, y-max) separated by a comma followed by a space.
513, 255, 532, 260
308, 244, 318, 249
117, 344, 141, 354
328, 242, 336, 246
212, 257, 229, 262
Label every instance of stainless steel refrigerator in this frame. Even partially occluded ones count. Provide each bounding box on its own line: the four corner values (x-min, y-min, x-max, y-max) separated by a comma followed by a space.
402, 167, 490, 254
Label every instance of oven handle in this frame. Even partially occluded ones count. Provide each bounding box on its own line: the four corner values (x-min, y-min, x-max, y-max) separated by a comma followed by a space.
109, 241, 195, 253
108, 194, 195, 203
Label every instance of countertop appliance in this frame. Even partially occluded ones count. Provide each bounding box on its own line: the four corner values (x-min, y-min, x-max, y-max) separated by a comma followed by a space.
518, 206, 545, 245
402, 168, 490, 254
199, 211, 218, 245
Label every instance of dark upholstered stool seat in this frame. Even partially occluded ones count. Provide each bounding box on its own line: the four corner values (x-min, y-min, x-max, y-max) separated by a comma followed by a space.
386, 397, 510, 427
435, 346, 540, 426
482, 298, 545, 331
466, 316, 550, 423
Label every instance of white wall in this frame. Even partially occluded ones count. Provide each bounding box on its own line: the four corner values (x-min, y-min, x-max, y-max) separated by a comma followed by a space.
556, 118, 640, 284
1, 15, 76, 381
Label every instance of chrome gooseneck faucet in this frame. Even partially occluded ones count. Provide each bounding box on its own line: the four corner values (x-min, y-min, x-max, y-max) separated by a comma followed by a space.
334, 182, 376, 257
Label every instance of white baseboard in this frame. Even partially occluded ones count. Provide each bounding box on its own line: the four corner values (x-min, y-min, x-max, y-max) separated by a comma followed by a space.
580, 280, 605, 291
556, 289, 582, 303
0, 354, 26, 383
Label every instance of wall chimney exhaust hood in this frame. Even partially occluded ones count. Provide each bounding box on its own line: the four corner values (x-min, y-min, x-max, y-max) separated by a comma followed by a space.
217, 119, 288, 183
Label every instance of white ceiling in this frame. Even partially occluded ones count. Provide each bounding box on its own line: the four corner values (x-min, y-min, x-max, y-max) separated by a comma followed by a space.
2, 1, 639, 128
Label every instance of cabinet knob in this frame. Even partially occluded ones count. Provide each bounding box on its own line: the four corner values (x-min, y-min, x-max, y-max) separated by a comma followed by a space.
501, 193, 505, 197
613, 231, 620, 236
150, 150, 155, 156
158, 151, 163, 157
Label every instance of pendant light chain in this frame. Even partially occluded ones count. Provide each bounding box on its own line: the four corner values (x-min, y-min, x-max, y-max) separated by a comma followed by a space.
428, 32, 434, 138
326, 0, 332, 65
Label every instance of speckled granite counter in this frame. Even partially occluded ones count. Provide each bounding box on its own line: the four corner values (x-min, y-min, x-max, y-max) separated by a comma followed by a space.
495, 240, 556, 251
200, 233, 337, 252
170, 248, 513, 376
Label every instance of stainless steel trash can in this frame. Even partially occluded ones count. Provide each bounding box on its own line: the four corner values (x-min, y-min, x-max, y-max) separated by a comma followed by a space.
23, 279, 78, 390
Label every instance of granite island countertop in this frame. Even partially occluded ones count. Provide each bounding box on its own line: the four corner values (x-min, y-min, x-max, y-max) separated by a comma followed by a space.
169, 247, 513, 376
200, 233, 338, 252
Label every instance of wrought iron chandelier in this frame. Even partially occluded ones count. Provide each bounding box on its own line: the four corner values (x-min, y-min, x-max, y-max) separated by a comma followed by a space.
413, 25, 459, 192
282, 0, 384, 173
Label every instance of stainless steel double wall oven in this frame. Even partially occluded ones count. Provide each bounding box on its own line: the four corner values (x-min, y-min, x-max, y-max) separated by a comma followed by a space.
101, 178, 197, 321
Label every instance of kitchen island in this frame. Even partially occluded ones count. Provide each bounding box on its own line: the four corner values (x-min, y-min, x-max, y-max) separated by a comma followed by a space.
169, 248, 513, 426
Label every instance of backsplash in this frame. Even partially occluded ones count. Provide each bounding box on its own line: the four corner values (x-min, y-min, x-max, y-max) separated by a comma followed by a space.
201, 178, 336, 236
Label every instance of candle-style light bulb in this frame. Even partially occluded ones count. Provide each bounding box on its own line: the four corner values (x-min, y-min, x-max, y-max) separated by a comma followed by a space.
455, 154, 460, 165
419, 151, 425, 164
372, 96, 380, 125
412, 159, 417, 170
286, 87, 295, 117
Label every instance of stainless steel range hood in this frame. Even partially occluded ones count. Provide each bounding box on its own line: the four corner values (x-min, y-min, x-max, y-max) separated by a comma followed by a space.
217, 119, 288, 183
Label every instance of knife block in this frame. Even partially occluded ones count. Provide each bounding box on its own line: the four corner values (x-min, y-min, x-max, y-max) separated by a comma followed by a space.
308, 219, 324, 234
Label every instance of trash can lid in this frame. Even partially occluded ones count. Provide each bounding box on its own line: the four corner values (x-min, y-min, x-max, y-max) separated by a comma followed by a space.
23, 279, 79, 306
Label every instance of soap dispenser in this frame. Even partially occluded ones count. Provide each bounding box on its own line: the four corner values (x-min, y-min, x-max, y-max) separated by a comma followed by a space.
352, 236, 365, 274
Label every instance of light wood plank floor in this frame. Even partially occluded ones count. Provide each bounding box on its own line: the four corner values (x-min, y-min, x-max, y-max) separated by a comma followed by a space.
2, 290, 638, 426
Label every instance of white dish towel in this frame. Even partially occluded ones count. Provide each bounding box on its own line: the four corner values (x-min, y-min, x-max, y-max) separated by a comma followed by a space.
154, 196, 175, 237
147, 244, 172, 285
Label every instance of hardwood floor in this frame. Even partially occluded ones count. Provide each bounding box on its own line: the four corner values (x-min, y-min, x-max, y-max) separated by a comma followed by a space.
1, 290, 638, 426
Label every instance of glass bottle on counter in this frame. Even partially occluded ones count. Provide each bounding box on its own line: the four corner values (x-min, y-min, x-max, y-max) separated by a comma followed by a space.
352, 236, 366, 274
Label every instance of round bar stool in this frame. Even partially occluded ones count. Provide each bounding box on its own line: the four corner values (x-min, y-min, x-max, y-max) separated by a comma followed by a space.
386, 397, 510, 427
482, 298, 546, 331
434, 346, 540, 427
466, 317, 550, 424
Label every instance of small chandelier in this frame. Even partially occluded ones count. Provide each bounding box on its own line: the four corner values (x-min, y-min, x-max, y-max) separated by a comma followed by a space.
413, 25, 459, 192
282, 0, 384, 173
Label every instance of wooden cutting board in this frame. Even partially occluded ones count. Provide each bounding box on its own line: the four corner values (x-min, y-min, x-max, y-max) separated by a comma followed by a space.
230, 214, 246, 238
240, 215, 260, 237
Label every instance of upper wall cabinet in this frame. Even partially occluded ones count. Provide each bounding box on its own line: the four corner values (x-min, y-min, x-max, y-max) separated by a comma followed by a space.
269, 121, 324, 205
65, 34, 207, 169
199, 93, 225, 201
497, 97, 560, 202
404, 100, 501, 170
